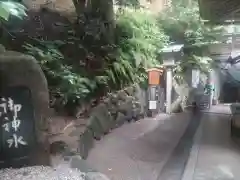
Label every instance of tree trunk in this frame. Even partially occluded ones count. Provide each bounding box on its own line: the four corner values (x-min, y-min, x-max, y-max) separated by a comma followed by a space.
72, 0, 87, 15
72, 0, 115, 43
89, 0, 115, 43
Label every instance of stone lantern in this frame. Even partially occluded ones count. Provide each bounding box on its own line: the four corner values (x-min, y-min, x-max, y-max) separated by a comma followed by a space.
161, 44, 184, 114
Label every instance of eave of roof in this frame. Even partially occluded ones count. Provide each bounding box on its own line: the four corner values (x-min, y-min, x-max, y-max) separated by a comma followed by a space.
198, 0, 240, 24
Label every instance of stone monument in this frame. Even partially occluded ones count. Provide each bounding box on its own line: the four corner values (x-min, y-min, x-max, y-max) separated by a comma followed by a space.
0, 46, 50, 168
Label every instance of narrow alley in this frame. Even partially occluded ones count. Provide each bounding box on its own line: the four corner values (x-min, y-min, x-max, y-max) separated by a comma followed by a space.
86, 105, 240, 180
182, 107, 239, 180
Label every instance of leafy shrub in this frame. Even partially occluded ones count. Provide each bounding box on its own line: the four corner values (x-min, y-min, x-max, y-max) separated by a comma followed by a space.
5, 1, 224, 112
158, 3, 221, 46
23, 40, 97, 106
112, 9, 169, 87
158, 1, 224, 78
21, 8, 170, 109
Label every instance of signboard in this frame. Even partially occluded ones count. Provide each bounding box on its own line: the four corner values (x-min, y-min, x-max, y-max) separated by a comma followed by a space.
0, 86, 36, 168
147, 68, 163, 85
149, 101, 157, 110
148, 86, 159, 111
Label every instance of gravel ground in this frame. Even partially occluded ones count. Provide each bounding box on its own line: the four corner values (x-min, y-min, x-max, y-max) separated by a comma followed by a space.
0, 164, 85, 180
0, 157, 110, 180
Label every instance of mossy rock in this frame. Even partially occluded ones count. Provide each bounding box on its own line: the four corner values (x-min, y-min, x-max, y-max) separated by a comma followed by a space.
124, 86, 135, 96
79, 128, 94, 159
108, 94, 118, 105
117, 90, 128, 101
115, 112, 126, 128
117, 96, 135, 121
87, 116, 104, 140
49, 141, 67, 155
91, 103, 115, 133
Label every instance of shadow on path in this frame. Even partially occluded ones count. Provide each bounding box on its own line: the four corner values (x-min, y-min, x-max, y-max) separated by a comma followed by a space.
157, 112, 203, 180
87, 113, 192, 180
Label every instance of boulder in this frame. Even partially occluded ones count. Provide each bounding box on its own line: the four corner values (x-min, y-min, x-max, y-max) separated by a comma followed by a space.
0, 50, 50, 167
50, 141, 77, 161
87, 116, 103, 140
62, 148, 78, 161
91, 103, 115, 134
103, 99, 118, 121
132, 101, 142, 121
115, 112, 126, 127
124, 86, 135, 96
69, 125, 87, 137
117, 90, 128, 101
133, 84, 147, 115
78, 128, 94, 159
108, 94, 118, 105
117, 96, 135, 121
50, 141, 68, 155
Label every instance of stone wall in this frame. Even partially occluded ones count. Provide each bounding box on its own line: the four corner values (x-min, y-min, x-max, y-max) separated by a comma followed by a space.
49, 84, 147, 160
78, 84, 146, 159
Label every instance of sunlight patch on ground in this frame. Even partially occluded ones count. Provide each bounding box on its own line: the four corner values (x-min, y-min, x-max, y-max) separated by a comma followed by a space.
217, 165, 234, 179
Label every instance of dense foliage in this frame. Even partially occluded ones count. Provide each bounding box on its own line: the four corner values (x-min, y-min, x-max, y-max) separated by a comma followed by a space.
0, 0, 224, 112
115, 9, 168, 87
158, 1, 224, 78
21, 9, 168, 108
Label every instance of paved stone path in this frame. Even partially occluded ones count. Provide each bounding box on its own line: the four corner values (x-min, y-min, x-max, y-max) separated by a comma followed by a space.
182, 105, 240, 180
157, 112, 202, 180
87, 104, 240, 180
86, 113, 192, 180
